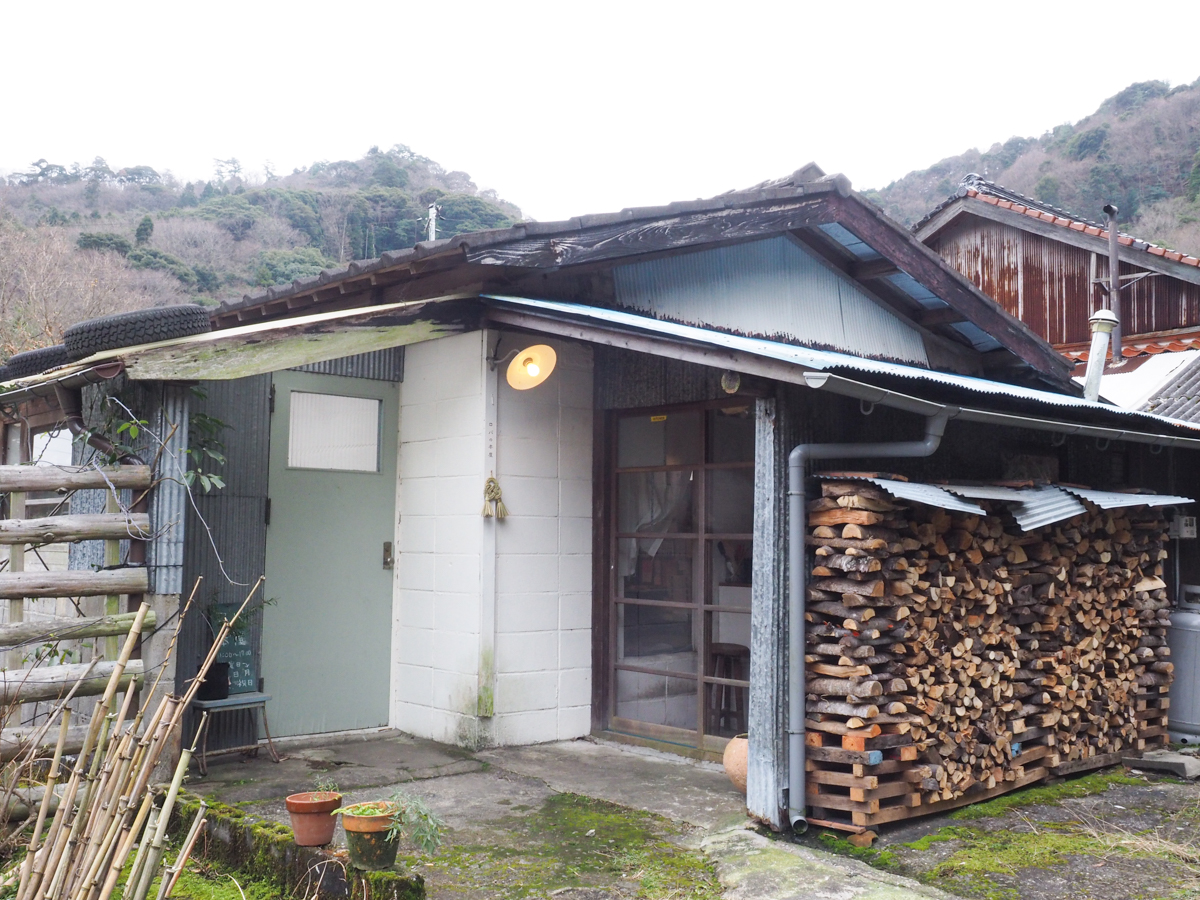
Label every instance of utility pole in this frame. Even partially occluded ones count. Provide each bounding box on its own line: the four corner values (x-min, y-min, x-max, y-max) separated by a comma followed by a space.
1103, 203, 1122, 359
427, 203, 439, 242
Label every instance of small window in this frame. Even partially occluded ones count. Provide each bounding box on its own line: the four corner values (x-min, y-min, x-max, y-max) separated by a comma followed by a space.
288, 392, 381, 472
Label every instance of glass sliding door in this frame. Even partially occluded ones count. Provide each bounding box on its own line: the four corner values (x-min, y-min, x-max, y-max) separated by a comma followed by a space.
609, 403, 754, 752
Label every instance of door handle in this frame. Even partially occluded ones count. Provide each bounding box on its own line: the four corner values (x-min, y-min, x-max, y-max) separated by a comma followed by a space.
383, 541, 394, 569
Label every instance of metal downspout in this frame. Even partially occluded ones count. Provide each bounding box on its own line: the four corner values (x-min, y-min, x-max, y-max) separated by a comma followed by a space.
53, 385, 147, 465
786, 411, 950, 831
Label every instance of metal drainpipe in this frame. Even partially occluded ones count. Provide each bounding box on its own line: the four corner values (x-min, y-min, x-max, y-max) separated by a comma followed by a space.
54, 385, 147, 465
787, 411, 950, 831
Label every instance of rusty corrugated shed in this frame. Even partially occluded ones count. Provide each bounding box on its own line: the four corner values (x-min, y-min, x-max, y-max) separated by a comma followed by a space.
928, 209, 1200, 348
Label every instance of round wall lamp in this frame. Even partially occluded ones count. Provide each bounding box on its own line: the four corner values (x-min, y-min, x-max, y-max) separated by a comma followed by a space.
506, 344, 557, 390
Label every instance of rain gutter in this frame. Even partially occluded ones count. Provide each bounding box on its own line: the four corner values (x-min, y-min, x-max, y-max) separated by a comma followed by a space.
786, 411, 950, 831
801, 373, 1200, 449
0, 363, 125, 407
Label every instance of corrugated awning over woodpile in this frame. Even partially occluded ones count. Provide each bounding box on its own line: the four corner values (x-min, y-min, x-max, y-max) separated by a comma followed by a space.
818, 475, 1193, 531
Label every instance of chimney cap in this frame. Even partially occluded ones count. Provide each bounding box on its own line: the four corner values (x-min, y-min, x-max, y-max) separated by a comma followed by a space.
1089, 308, 1119, 333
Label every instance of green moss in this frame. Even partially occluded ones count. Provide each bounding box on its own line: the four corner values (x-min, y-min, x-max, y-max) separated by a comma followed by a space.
902, 827, 968, 851
399, 792, 719, 899
950, 768, 1145, 820
816, 832, 901, 871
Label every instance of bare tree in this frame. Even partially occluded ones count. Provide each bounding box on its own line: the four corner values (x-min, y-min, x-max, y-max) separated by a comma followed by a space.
0, 222, 184, 356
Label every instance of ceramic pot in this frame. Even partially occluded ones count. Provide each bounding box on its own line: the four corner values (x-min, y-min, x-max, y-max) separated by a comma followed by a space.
285, 791, 342, 846
342, 803, 400, 871
723, 734, 748, 793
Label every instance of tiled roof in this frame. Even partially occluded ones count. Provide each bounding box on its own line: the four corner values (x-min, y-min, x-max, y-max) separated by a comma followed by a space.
1059, 328, 1200, 361
1142, 353, 1200, 423
915, 176, 1200, 269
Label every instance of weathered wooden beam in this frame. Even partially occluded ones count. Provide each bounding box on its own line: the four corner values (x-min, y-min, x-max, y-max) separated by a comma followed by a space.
0, 568, 148, 600
0, 466, 152, 493
0, 725, 88, 762
917, 306, 968, 328
467, 196, 835, 268
0, 514, 151, 545
0, 611, 156, 648
0, 659, 143, 704
829, 193, 1074, 384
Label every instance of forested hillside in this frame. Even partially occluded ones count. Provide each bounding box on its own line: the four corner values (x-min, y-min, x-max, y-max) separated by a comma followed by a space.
871, 79, 1200, 256
0, 146, 519, 354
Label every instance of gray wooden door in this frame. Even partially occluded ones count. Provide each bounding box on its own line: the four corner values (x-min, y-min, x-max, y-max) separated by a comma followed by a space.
262, 370, 398, 736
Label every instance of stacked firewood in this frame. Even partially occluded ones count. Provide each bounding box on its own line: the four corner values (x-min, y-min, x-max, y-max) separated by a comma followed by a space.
806, 478, 1173, 807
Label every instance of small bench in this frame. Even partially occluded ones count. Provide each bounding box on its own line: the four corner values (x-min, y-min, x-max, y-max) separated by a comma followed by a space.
191, 692, 281, 775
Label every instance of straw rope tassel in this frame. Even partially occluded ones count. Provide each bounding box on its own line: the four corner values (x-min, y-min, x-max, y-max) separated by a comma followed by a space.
482, 475, 508, 519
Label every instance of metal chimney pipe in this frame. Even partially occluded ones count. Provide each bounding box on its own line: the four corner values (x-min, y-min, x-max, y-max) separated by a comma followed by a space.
1083, 309, 1119, 402
1103, 203, 1122, 357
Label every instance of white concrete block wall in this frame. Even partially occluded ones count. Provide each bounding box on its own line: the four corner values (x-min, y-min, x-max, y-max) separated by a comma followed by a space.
494, 338, 593, 744
392, 331, 594, 748
392, 331, 486, 745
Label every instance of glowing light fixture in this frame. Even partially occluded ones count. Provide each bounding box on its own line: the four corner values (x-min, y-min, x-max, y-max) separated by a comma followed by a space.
506, 344, 556, 390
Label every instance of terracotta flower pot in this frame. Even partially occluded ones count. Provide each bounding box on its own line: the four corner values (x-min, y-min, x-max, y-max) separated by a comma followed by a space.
723, 734, 748, 794
341, 802, 400, 871
285, 791, 342, 846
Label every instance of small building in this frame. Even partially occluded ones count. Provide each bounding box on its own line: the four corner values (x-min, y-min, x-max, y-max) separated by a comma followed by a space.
3, 166, 1200, 833
914, 175, 1200, 422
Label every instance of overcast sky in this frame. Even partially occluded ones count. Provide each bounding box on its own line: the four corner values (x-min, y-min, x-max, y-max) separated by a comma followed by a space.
4, 1, 1197, 223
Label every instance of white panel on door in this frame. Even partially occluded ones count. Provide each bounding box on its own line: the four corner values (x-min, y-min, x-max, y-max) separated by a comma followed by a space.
288, 392, 381, 472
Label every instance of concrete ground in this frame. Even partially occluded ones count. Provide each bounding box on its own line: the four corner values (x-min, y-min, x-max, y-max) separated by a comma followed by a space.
189, 730, 954, 899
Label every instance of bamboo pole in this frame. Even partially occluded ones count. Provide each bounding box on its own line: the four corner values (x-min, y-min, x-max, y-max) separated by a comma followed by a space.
16, 711, 70, 899
127, 739, 195, 900
157, 803, 205, 900
22, 602, 151, 900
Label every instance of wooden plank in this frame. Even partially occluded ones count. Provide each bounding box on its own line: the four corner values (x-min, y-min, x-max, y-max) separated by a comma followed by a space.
847, 766, 1049, 827
0, 611, 156, 648
0, 514, 151, 545
0, 660, 143, 704
804, 815, 868, 835
1050, 753, 1122, 777
0, 568, 148, 600
806, 769, 879, 790
0, 465, 151, 493
806, 745, 884, 766
851, 780, 915, 803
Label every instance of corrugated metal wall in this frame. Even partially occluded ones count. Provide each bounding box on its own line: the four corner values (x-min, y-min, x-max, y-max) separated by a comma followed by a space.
148, 385, 189, 595
291, 347, 404, 382
611, 236, 929, 365
178, 375, 272, 750
933, 218, 1200, 345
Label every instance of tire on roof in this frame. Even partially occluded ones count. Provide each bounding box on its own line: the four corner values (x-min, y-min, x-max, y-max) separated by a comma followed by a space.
5, 345, 71, 379
64, 305, 212, 361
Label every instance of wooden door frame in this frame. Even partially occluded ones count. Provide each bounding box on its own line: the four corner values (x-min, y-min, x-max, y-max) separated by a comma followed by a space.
590, 397, 755, 755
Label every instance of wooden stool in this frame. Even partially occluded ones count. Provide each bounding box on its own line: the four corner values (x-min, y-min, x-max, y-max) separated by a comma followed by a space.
708, 643, 750, 736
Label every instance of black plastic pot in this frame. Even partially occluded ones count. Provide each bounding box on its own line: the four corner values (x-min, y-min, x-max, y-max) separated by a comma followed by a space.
196, 662, 230, 701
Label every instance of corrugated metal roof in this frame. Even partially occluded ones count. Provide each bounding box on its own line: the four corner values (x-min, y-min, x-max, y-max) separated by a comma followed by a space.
1059, 486, 1193, 509
816, 475, 986, 514
611, 236, 928, 366
818, 223, 882, 260
485, 294, 1200, 433
942, 484, 1089, 531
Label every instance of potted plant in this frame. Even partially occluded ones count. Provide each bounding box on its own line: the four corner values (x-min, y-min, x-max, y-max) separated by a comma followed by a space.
285, 776, 342, 847
336, 790, 442, 871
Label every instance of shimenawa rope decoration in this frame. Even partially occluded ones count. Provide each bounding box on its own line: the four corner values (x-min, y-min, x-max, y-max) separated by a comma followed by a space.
482, 474, 508, 519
